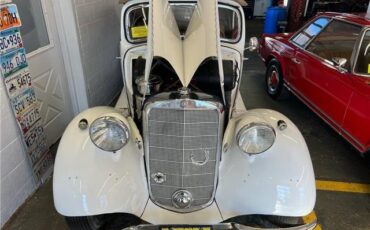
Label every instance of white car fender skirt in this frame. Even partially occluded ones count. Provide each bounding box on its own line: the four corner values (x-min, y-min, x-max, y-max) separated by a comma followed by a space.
53, 107, 149, 217
216, 109, 316, 220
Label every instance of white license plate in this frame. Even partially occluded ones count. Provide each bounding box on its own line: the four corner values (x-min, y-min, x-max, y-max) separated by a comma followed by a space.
16, 104, 41, 134
4, 68, 31, 97
24, 122, 44, 149
28, 137, 48, 164
10, 88, 37, 116
0, 28, 22, 54
1, 48, 27, 77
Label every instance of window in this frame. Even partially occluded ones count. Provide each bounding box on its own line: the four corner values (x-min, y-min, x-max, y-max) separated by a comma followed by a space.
292, 17, 330, 48
306, 20, 362, 69
219, 6, 241, 42
13, 0, 50, 53
125, 4, 241, 43
126, 5, 149, 43
355, 30, 370, 75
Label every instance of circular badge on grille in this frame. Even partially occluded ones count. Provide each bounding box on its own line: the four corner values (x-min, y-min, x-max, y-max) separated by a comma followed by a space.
172, 190, 193, 209
151, 172, 166, 184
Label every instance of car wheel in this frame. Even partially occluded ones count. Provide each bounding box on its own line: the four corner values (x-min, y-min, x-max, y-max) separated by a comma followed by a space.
265, 59, 287, 99
65, 216, 104, 230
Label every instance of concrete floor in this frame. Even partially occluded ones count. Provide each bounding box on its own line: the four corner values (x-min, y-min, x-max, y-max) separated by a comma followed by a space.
3, 20, 370, 230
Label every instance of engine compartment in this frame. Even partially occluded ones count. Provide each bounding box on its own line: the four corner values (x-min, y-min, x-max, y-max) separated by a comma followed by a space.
131, 57, 238, 120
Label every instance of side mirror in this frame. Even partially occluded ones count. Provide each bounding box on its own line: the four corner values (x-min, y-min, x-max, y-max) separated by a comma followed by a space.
246, 37, 259, 52
332, 57, 348, 73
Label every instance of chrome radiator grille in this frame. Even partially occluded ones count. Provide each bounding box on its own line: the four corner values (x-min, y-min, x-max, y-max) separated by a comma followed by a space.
144, 99, 223, 212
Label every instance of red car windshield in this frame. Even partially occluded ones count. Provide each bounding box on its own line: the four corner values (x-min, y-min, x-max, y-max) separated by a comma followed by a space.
355, 30, 370, 75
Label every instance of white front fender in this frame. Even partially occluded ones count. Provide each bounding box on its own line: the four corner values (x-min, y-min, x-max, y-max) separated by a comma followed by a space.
53, 107, 148, 217
216, 109, 316, 220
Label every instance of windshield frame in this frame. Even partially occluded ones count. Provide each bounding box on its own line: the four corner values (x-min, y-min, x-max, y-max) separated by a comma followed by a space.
353, 27, 370, 77
123, 2, 243, 44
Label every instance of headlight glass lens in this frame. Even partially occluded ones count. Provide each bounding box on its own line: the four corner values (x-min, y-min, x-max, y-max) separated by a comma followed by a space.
89, 116, 129, 152
237, 123, 276, 154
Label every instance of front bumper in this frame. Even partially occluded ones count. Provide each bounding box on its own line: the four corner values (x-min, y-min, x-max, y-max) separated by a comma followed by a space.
123, 221, 317, 230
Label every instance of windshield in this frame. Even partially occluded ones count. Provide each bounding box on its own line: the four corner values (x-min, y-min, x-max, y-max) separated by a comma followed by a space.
125, 4, 241, 43
355, 30, 370, 75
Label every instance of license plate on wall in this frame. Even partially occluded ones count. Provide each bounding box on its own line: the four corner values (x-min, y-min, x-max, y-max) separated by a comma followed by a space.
1, 48, 27, 77
4, 68, 32, 97
0, 28, 23, 54
10, 87, 37, 116
0, 4, 22, 31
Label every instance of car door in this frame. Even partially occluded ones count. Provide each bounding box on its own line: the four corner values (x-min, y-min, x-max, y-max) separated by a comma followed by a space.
288, 17, 330, 94
292, 19, 362, 130
342, 29, 370, 152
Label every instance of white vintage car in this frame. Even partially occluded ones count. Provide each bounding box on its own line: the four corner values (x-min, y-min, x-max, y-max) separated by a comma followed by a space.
53, 0, 316, 229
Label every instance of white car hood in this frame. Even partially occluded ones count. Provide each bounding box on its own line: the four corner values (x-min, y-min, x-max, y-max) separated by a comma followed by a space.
144, 0, 221, 87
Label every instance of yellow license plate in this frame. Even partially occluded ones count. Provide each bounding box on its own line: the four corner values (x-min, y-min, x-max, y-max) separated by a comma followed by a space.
161, 227, 212, 230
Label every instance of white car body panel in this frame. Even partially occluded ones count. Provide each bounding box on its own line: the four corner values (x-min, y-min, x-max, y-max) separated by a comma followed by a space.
53, 107, 148, 216
217, 109, 316, 219
149, 0, 219, 87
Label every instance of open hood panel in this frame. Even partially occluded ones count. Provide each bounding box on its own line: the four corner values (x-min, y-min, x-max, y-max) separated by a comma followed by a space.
148, 0, 220, 87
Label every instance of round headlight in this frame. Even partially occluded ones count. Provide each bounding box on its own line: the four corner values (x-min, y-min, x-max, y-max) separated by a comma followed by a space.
237, 123, 275, 154
89, 116, 130, 152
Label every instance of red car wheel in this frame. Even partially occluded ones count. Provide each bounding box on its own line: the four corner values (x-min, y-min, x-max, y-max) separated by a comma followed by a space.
265, 59, 287, 99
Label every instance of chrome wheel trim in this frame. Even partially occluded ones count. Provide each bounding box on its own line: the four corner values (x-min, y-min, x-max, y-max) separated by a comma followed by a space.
268, 68, 280, 93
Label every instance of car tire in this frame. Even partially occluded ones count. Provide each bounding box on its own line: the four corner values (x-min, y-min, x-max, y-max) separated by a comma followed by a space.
265, 59, 287, 100
65, 216, 104, 230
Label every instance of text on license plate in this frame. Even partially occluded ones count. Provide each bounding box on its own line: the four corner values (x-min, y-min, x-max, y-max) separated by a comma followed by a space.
0, 28, 22, 54
1, 47, 27, 77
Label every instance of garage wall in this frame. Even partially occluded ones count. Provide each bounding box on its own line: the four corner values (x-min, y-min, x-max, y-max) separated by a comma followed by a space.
0, 85, 37, 228
73, 0, 123, 107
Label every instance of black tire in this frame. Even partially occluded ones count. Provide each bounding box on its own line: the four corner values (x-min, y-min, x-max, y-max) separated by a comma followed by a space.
265, 59, 287, 100
65, 216, 104, 230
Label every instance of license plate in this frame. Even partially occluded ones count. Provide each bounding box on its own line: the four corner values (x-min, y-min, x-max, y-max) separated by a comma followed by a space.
161, 227, 212, 230
4, 68, 31, 97
0, 28, 23, 54
1, 48, 27, 77
10, 88, 37, 116
0, 4, 22, 31
24, 122, 44, 149
28, 136, 48, 164
16, 104, 41, 134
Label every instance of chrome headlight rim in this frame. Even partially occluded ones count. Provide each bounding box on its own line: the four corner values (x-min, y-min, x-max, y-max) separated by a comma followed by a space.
237, 122, 276, 155
89, 116, 130, 152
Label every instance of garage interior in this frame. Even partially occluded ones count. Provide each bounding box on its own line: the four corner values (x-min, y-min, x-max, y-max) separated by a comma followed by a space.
1, 0, 370, 230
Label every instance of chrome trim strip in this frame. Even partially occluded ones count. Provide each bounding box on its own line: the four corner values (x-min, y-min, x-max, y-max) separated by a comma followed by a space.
143, 98, 224, 213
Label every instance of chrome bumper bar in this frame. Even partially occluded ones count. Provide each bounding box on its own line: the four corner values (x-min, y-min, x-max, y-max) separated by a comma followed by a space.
123, 221, 317, 230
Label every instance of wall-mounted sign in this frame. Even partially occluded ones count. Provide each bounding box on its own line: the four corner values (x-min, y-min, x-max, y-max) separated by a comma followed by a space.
1, 3, 52, 182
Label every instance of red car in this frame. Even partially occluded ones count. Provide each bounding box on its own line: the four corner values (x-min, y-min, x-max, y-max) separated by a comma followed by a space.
259, 12, 370, 156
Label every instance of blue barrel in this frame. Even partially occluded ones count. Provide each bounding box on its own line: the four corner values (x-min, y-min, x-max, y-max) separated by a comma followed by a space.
264, 7, 287, 34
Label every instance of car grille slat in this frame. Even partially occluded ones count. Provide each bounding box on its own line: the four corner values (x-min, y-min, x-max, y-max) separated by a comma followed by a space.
145, 100, 222, 212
